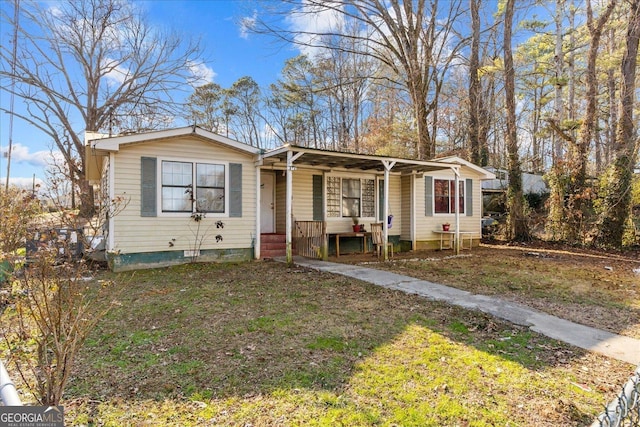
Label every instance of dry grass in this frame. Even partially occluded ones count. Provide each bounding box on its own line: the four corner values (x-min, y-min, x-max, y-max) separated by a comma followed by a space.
343, 241, 640, 339
31, 255, 634, 426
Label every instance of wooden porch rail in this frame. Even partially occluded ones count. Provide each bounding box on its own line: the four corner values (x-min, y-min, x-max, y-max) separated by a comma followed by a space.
293, 221, 326, 259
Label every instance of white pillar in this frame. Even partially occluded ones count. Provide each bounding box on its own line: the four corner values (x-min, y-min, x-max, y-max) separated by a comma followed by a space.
453, 166, 460, 255
286, 151, 293, 264
285, 150, 303, 264
255, 164, 261, 260
382, 161, 396, 260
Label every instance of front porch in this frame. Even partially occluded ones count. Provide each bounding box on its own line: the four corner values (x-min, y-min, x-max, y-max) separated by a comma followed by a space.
257, 145, 492, 263
260, 221, 407, 260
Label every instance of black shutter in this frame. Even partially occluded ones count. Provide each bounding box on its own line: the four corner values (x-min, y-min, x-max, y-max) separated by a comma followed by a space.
141, 157, 157, 217
378, 179, 385, 221
312, 175, 323, 221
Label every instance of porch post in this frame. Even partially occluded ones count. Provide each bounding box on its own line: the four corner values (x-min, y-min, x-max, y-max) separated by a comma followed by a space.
286, 151, 293, 264
255, 163, 261, 260
453, 166, 460, 255
285, 150, 304, 264
382, 160, 396, 260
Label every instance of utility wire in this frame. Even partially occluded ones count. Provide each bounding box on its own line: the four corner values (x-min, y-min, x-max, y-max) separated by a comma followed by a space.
5, 0, 20, 191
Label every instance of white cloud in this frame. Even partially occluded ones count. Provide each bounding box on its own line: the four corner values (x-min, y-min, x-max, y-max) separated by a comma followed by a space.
239, 10, 257, 39
103, 58, 130, 86
286, 1, 345, 58
0, 176, 46, 191
187, 60, 216, 87
1, 143, 59, 168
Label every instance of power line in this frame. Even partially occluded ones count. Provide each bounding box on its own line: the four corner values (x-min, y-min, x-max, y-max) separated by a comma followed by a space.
5, 0, 20, 191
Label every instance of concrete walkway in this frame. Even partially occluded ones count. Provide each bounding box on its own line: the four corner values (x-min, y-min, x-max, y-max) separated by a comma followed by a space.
289, 257, 640, 366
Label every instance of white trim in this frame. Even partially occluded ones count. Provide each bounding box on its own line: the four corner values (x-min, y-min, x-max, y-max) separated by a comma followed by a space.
107, 152, 116, 251
324, 172, 377, 221
157, 157, 230, 218
434, 156, 496, 179
430, 176, 466, 216
90, 126, 261, 155
262, 144, 459, 171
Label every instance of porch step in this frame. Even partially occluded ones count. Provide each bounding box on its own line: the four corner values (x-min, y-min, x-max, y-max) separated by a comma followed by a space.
260, 233, 286, 258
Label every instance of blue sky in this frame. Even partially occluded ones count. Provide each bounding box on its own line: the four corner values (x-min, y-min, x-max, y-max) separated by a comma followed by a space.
0, 0, 298, 188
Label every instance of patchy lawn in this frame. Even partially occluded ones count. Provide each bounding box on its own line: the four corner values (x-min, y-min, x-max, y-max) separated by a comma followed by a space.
344, 242, 640, 340
12, 257, 627, 425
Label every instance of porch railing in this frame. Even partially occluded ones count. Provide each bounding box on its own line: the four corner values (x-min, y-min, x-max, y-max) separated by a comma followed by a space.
294, 221, 326, 259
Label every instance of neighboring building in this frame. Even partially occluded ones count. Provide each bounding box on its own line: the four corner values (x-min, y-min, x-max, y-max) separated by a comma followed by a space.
481, 167, 548, 195
87, 126, 495, 271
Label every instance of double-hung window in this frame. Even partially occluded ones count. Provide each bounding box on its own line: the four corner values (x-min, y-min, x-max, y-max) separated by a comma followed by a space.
161, 160, 225, 213
434, 179, 464, 214
326, 176, 375, 218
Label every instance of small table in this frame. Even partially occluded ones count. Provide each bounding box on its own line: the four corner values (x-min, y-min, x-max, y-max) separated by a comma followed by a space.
433, 230, 477, 251
333, 232, 371, 257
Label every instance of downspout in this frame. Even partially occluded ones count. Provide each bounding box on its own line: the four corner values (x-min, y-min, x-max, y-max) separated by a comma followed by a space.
382, 160, 396, 260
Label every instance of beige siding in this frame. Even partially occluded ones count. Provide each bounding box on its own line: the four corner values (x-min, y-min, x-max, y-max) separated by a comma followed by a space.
112, 136, 257, 254
400, 175, 412, 241
280, 169, 404, 235
387, 175, 402, 234
415, 168, 484, 243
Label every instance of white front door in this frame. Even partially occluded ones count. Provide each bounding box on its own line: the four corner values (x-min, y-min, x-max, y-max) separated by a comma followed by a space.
260, 172, 275, 233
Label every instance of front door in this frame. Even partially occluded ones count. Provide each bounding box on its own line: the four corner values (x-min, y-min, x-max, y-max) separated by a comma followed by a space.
260, 172, 275, 233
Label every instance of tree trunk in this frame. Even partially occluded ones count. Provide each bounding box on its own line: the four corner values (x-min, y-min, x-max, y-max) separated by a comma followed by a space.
596, 0, 640, 248
565, 0, 616, 243
553, 0, 565, 164
469, 0, 482, 165
503, 0, 530, 241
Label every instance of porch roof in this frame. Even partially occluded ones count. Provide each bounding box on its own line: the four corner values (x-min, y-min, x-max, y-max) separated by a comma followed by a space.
261, 145, 458, 175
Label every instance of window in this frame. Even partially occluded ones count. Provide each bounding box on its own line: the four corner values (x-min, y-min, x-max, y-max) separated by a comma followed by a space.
434, 179, 464, 214
342, 178, 360, 217
161, 160, 225, 213
326, 176, 375, 218
195, 163, 225, 213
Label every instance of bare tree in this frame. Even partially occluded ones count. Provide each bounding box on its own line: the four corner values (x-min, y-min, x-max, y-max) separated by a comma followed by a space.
563, 0, 617, 242
503, 0, 530, 241
186, 83, 225, 133
250, 0, 466, 160
0, 0, 204, 216
468, 0, 487, 165
595, 0, 640, 248
227, 76, 263, 148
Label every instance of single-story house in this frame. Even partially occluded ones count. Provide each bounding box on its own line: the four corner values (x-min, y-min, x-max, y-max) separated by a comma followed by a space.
86, 126, 495, 271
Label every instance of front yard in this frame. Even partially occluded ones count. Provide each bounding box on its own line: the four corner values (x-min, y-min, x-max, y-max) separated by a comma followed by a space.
26, 244, 637, 426
346, 242, 640, 339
